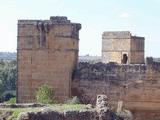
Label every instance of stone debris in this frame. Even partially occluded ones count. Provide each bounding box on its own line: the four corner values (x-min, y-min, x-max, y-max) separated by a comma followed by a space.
96, 95, 110, 114
0, 111, 12, 120
96, 94, 121, 120
17, 109, 97, 120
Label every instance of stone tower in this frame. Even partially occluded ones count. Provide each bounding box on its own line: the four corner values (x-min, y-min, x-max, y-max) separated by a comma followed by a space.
17, 16, 81, 103
102, 31, 145, 64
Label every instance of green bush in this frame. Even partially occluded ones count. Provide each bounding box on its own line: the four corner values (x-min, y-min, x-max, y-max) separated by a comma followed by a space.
5, 97, 16, 104
0, 60, 17, 102
36, 84, 55, 104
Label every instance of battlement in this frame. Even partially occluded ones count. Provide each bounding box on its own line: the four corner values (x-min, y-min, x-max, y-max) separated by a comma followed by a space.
50, 16, 70, 23
18, 16, 81, 29
17, 16, 81, 51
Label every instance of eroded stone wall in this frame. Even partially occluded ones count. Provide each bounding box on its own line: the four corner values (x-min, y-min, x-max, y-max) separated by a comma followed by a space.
72, 59, 160, 113
17, 16, 81, 103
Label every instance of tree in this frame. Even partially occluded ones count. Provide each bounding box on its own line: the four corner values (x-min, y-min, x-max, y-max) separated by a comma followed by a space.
0, 60, 17, 102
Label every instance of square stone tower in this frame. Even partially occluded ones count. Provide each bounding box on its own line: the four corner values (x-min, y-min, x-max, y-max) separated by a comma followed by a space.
17, 16, 81, 103
102, 31, 145, 64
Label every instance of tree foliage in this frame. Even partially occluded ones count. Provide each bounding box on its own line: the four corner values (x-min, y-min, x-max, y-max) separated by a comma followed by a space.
0, 60, 17, 102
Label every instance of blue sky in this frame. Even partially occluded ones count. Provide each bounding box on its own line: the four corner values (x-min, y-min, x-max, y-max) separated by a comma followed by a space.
0, 0, 160, 57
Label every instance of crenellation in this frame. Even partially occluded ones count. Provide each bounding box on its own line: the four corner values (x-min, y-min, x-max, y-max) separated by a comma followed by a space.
50, 16, 70, 23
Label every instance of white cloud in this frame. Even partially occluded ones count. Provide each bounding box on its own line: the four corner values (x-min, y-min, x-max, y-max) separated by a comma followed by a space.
119, 12, 131, 18
154, 0, 160, 3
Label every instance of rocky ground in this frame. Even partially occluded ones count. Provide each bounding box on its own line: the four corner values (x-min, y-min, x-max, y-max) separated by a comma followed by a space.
0, 95, 126, 120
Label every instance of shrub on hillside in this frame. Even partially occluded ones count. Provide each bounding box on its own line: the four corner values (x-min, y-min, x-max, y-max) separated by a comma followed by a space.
5, 97, 16, 104
0, 60, 17, 102
36, 84, 55, 104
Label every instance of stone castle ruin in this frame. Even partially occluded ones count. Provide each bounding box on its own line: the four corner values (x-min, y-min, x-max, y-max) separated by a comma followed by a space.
17, 16, 81, 102
102, 31, 145, 64
17, 16, 160, 119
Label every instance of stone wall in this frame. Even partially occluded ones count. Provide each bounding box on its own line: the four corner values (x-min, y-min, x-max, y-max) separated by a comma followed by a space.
17, 16, 81, 103
17, 108, 123, 120
17, 104, 122, 120
72, 59, 160, 113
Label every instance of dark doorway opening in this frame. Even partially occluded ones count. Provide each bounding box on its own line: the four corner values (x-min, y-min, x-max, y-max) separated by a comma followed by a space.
122, 54, 128, 64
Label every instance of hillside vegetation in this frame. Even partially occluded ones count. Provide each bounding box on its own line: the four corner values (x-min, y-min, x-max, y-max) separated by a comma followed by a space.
0, 60, 16, 102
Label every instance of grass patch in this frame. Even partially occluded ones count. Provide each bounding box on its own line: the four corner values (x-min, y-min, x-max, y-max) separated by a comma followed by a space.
49, 104, 90, 112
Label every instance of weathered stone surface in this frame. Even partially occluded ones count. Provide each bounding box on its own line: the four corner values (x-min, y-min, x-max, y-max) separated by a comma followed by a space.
17, 107, 122, 120
78, 110, 97, 120
96, 95, 110, 113
17, 16, 81, 103
72, 61, 160, 114
64, 110, 79, 120
74, 62, 146, 81
96, 95, 110, 120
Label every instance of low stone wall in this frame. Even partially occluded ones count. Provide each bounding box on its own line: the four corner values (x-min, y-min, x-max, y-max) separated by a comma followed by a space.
18, 109, 99, 120
0, 103, 45, 108
17, 107, 123, 120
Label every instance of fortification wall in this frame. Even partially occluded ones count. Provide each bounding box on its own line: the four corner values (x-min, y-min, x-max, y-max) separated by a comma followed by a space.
72, 58, 160, 112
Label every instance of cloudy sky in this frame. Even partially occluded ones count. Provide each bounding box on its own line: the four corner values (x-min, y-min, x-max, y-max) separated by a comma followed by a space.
0, 0, 160, 57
